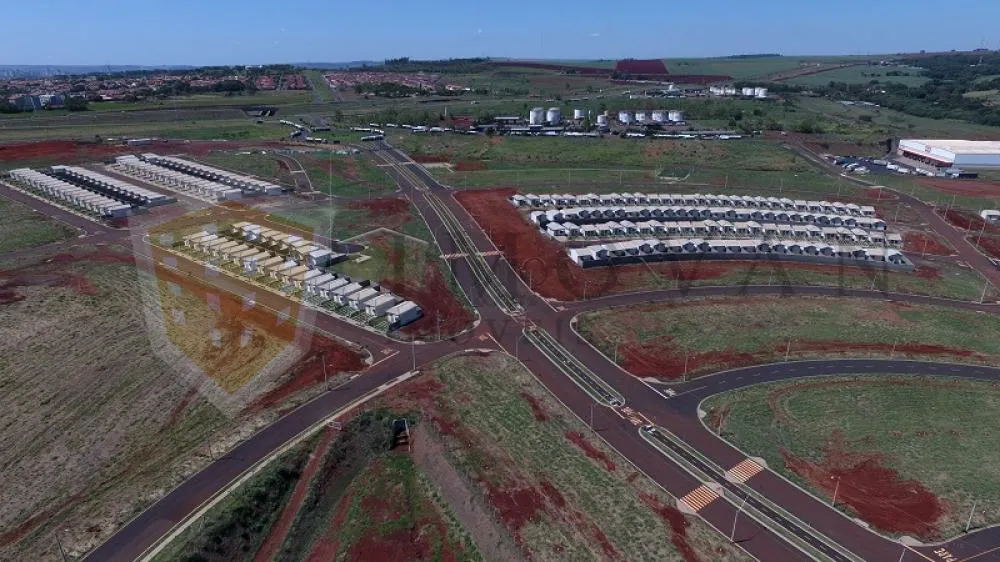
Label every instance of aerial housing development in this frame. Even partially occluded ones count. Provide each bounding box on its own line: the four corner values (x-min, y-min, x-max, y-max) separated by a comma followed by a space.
8, 18, 1000, 562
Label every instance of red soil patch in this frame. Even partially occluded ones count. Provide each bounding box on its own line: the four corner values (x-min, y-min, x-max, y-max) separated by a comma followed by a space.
903, 232, 953, 256
520, 391, 549, 421
590, 523, 623, 561
618, 332, 978, 380
304, 488, 353, 561
914, 266, 941, 279
255, 426, 338, 562
246, 333, 365, 412
941, 209, 1000, 235
864, 187, 897, 201
487, 484, 547, 532
539, 480, 566, 508
615, 59, 669, 75
565, 431, 616, 472
916, 177, 1000, 198
347, 197, 410, 226
382, 259, 474, 339
782, 431, 946, 538
975, 236, 1000, 260
411, 154, 451, 164
454, 160, 485, 171
640, 493, 699, 562
0, 249, 134, 303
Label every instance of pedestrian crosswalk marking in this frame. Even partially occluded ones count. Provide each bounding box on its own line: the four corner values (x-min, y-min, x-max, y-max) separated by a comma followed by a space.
726, 459, 765, 483
441, 250, 503, 260
680, 485, 720, 512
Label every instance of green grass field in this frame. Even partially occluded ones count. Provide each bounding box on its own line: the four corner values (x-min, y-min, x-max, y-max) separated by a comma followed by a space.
297, 151, 397, 198
664, 55, 866, 80
0, 197, 79, 252
0, 117, 285, 143
787, 65, 929, 87
578, 296, 1000, 377
702, 376, 1000, 538
330, 230, 432, 287
302, 70, 336, 103
197, 150, 296, 186
423, 352, 749, 561
269, 199, 430, 243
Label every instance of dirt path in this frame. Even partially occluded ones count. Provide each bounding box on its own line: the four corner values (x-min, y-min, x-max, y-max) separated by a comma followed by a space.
253, 425, 337, 562
410, 424, 525, 562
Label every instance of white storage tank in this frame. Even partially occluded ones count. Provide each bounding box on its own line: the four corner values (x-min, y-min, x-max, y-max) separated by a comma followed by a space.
596, 114, 609, 127
618, 110, 632, 124
546, 107, 561, 125
668, 110, 684, 122
754, 87, 768, 98
742, 87, 755, 97
651, 110, 668, 122
634, 111, 647, 123
573, 108, 585, 120
529, 107, 545, 126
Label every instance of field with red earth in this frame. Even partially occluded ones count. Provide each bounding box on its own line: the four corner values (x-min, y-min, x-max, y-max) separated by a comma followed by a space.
0, 139, 287, 169
577, 296, 1000, 379
902, 231, 954, 256
703, 376, 1000, 538
371, 352, 749, 561
455, 189, 989, 302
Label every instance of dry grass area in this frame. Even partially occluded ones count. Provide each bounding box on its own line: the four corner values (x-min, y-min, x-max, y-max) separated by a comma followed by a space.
577, 296, 1000, 379
0, 244, 357, 560
375, 352, 750, 562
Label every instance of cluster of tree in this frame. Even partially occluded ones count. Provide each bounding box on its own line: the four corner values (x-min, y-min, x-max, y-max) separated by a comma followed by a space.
374, 57, 490, 74
804, 53, 1000, 127
356, 82, 426, 98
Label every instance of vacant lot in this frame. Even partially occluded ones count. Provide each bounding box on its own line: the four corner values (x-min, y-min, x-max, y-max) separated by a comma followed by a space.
577, 296, 1000, 378
702, 376, 1000, 539
154, 408, 478, 562
270, 196, 431, 243
375, 352, 750, 562
456, 188, 995, 302
0, 196, 78, 253
0, 244, 362, 561
197, 150, 296, 186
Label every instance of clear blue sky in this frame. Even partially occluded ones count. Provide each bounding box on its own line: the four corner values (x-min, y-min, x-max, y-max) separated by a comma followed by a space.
7, 0, 1000, 66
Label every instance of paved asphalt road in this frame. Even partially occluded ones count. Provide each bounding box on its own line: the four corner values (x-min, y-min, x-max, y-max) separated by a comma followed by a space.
64, 142, 1000, 562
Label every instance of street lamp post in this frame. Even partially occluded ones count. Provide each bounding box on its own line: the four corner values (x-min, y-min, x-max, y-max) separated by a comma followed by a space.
590, 401, 597, 432
831, 476, 841, 507
731, 495, 748, 542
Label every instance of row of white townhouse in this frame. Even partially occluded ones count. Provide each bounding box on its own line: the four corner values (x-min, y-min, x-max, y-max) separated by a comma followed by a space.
530, 206, 887, 231
511, 192, 877, 217
568, 238, 910, 268
544, 219, 902, 246
7, 168, 131, 218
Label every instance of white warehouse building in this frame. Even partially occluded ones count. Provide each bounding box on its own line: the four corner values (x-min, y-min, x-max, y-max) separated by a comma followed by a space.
897, 139, 1000, 169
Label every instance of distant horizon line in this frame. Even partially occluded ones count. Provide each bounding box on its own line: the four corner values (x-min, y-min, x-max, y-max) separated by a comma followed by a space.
2, 48, 991, 70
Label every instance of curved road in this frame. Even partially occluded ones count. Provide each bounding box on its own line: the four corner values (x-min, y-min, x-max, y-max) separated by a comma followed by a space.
77, 142, 1000, 562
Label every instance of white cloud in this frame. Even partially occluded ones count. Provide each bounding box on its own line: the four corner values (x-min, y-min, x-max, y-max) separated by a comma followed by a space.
589, 32, 600, 37
477, 28, 483, 35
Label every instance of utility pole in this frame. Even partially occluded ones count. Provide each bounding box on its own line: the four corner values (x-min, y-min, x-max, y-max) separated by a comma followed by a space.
966, 500, 978, 533
978, 220, 988, 246
683, 351, 689, 381
321, 352, 329, 390
890, 339, 897, 359
590, 401, 597, 432
831, 476, 841, 507
436, 310, 442, 341
981, 281, 990, 304
731, 495, 748, 542
921, 237, 929, 258
411, 339, 416, 371
946, 194, 956, 216
785, 339, 792, 361
55, 531, 68, 562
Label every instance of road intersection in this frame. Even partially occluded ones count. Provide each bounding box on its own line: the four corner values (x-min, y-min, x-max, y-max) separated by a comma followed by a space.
81, 143, 1000, 562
